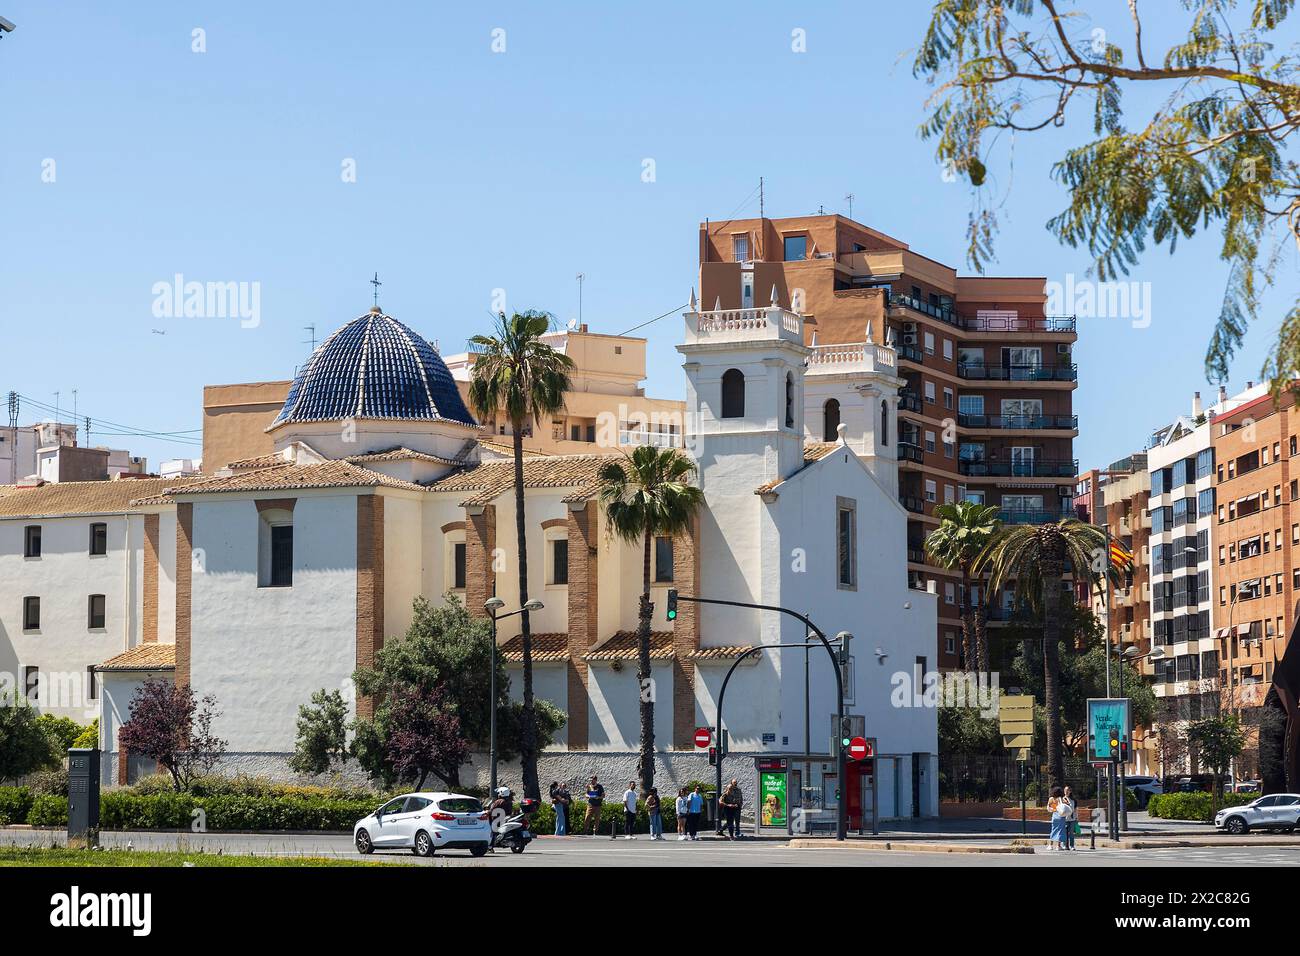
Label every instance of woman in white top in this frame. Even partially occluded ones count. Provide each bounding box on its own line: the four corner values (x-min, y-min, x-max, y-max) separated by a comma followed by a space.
675, 788, 689, 841
1060, 785, 1077, 850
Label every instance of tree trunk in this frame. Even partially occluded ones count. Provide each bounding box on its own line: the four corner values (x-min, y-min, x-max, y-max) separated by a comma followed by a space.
637, 529, 655, 795
1041, 557, 1066, 791
960, 564, 976, 673
415, 769, 428, 791
972, 570, 990, 674
512, 422, 540, 801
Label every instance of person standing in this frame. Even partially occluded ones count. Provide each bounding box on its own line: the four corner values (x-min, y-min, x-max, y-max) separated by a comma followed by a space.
584, 775, 605, 835
720, 778, 743, 839
622, 781, 638, 839
1047, 786, 1066, 851
646, 787, 663, 841
1061, 785, 1077, 850
549, 780, 568, 837
687, 785, 704, 840
675, 787, 689, 841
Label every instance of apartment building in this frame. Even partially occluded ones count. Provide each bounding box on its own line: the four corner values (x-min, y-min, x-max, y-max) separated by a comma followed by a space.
699, 213, 1077, 667
1209, 384, 1299, 778
1096, 456, 1153, 657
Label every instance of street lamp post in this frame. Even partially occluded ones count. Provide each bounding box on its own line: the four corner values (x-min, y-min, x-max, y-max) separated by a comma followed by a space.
484, 597, 544, 798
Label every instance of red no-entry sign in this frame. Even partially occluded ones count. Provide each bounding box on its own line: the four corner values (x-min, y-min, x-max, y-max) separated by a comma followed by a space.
694, 727, 712, 749
848, 737, 872, 760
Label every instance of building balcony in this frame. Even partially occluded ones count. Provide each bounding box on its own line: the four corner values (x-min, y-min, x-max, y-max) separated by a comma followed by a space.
896, 343, 924, 365
957, 363, 1078, 382
899, 493, 926, 514
958, 414, 1078, 431
887, 292, 962, 329
997, 508, 1073, 525
959, 458, 1079, 479
886, 293, 1076, 334
907, 544, 927, 564
805, 341, 897, 376
898, 389, 921, 413
897, 441, 925, 464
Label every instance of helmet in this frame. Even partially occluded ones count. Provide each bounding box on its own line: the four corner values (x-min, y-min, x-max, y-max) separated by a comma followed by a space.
495, 786, 511, 798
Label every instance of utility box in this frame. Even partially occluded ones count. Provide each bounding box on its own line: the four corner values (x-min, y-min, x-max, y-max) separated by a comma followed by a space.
67, 748, 100, 847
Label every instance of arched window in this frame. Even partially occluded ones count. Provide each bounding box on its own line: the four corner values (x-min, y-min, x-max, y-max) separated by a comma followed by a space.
785, 373, 795, 428
880, 400, 889, 447
721, 368, 745, 419
823, 398, 841, 442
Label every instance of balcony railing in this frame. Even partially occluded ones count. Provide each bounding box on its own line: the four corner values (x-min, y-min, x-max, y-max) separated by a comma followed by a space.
957, 414, 1079, 430
887, 293, 1076, 333
957, 363, 1078, 382
806, 342, 897, 376
899, 493, 926, 514
959, 458, 1079, 478
684, 304, 803, 345
898, 390, 921, 413
897, 442, 925, 464
907, 545, 927, 564
896, 343, 924, 364
997, 508, 1073, 525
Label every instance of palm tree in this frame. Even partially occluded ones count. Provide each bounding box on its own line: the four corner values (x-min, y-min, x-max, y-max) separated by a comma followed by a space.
596, 445, 703, 795
468, 310, 573, 801
923, 502, 1002, 672
976, 518, 1105, 790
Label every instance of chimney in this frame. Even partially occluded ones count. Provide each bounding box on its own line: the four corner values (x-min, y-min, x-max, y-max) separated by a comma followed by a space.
1192, 391, 1203, 418
1247, 381, 1254, 390
1218, 385, 1228, 404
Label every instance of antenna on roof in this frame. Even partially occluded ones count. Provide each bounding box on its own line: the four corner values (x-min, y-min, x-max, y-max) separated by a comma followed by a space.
844, 193, 854, 219
759, 176, 764, 218
303, 324, 317, 352
576, 273, 585, 327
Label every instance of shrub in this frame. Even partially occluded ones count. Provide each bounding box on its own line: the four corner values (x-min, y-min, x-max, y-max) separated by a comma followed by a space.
0, 786, 34, 826
530, 798, 680, 836
1147, 791, 1255, 822
28, 768, 69, 797
71, 719, 99, 750
28, 794, 69, 827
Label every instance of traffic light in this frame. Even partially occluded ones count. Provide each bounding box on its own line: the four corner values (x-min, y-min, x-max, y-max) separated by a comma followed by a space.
666, 589, 678, 621
708, 746, 717, 766
840, 717, 854, 749
1120, 740, 1129, 761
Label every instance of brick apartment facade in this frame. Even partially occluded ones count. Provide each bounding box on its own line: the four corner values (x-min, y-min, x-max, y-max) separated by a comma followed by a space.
699, 213, 1077, 668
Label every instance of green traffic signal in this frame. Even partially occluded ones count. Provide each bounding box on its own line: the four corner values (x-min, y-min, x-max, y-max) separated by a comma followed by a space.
666, 589, 678, 621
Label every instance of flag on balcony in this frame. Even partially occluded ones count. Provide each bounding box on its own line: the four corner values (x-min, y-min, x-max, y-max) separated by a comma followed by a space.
1109, 540, 1134, 570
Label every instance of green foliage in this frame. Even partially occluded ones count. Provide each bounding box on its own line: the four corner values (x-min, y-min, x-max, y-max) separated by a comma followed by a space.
351, 595, 566, 789
466, 310, 575, 430
911, 0, 1300, 392
1147, 791, 1255, 823
28, 794, 69, 827
531, 797, 679, 836
71, 719, 99, 750
0, 786, 34, 826
289, 689, 351, 776
1187, 713, 1247, 780
938, 700, 1003, 755
36, 714, 89, 752
0, 694, 59, 783
129, 773, 384, 802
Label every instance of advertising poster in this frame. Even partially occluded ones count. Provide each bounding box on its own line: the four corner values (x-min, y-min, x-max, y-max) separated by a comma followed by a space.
760, 770, 787, 827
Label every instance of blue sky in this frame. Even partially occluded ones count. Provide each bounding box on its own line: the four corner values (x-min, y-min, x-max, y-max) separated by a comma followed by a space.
1, 1, 1293, 469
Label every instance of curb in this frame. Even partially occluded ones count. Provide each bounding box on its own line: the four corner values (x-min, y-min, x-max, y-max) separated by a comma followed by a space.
788, 838, 1034, 854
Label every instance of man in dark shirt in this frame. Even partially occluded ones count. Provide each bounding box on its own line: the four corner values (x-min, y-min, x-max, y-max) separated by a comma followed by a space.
584, 775, 605, 835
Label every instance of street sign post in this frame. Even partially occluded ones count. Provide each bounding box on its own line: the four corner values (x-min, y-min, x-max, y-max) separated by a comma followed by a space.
694, 727, 712, 749
1000, 696, 1035, 836
847, 736, 870, 761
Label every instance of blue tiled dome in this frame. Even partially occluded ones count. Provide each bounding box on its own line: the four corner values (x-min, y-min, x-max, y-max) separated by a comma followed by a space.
272, 309, 477, 428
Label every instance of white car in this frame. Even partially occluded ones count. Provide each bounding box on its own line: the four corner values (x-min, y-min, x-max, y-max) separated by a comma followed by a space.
354, 792, 491, 857
1214, 793, 1300, 835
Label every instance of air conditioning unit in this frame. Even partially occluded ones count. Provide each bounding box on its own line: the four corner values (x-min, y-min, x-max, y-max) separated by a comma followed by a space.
1056, 486, 1073, 497
902, 322, 919, 334
1057, 343, 1071, 354
903, 333, 919, 346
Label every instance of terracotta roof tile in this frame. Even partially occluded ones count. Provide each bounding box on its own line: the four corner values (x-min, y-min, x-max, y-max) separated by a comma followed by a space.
97, 643, 176, 671
477, 439, 547, 459
585, 631, 674, 661
227, 454, 287, 470
688, 645, 761, 661
345, 446, 463, 466
754, 442, 844, 495
499, 633, 569, 663
164, 461, 428, 496
0, 477, 207, 519
425, 454, 610, 506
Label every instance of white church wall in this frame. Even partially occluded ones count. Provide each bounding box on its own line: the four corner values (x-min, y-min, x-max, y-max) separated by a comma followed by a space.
585, 661, 673, 751
157, 509, 178, 644
420, 494, 465, 602
99, 667, 173, 787
505, 661, 568, 749
381, 491, 424, 639
189, 492, 358, 754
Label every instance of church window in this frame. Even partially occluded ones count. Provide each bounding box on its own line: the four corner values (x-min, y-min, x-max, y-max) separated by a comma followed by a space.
785, 373, 795, 429
823, 399, 841, 442
721, 369, 745, 419
258, 508, 294, 588
550, 538, 569, 586
836, 497, 857, 590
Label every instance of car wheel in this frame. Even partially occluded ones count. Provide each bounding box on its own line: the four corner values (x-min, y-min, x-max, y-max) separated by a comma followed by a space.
413, 830, 434, 857
1224, 816, 1249, 835
471, 845, 489, 858
355, 829, 374, 855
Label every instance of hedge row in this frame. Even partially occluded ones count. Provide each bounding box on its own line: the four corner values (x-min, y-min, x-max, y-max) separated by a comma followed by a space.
8, 791, 379, 831
1146, 791, 1255, 823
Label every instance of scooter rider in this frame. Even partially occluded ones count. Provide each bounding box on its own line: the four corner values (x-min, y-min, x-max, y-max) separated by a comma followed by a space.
488, 786, 514, 833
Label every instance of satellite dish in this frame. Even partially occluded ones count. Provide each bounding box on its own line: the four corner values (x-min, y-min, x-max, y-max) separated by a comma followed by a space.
567, 317, 578, 330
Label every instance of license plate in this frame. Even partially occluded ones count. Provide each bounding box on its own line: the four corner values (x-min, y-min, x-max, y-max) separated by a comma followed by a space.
457, 817, 479, 826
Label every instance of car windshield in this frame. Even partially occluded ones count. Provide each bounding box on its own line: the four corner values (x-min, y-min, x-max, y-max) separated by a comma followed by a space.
438, 797, 482, 814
